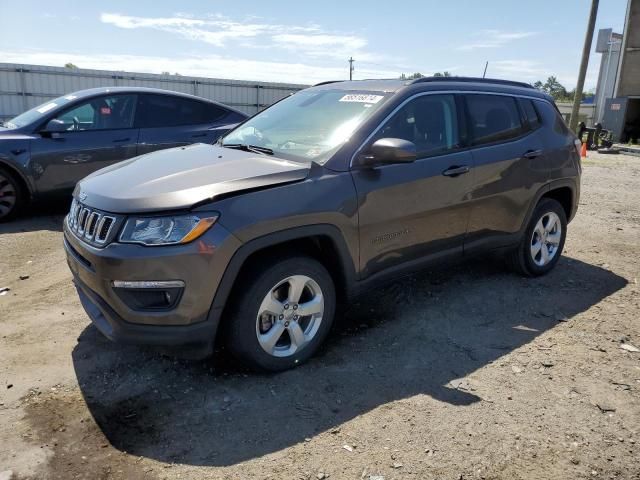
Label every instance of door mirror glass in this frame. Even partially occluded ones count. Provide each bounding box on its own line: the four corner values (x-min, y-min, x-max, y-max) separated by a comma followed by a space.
43, 119, 67, 133
360, 138, 417, 166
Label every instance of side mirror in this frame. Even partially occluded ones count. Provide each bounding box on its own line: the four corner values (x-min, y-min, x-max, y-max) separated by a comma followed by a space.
359, 138, 417, 167
42, 119, 67, 133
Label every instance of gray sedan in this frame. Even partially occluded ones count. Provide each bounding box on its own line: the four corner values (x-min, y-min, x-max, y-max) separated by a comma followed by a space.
0, 87, 247, 220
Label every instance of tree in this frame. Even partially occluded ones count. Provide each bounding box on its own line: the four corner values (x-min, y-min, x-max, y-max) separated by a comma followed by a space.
533, 80, 544, 90
543, 76, 568, 100
64, 63, 78, 69
161, 71, 171, 75
399, 72, 424, 80
433, 71, 452, 77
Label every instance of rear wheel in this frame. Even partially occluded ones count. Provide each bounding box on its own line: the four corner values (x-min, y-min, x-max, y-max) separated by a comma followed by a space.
0, 167, 24, 222
507, 198, 567, 276
227, 255, 336, 371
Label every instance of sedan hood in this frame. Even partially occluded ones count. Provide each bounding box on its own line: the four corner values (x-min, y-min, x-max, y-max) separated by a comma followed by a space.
75, 144, 311, 213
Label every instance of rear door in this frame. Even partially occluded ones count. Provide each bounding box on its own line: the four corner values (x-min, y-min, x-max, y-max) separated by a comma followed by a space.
463, 93, 549, 252
351, 93, 474, 278
135, 94, 235, 155
30, 94, 139, 195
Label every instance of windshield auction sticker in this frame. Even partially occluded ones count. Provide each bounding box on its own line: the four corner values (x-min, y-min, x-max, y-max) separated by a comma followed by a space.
339, 94, 384, 104
36, 103, 58, 114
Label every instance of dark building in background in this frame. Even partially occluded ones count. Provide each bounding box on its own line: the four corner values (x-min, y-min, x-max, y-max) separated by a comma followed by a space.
603, 0, 640, 142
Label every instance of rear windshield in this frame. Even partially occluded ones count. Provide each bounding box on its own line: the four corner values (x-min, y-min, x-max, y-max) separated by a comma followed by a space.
221, 89, 391, 164
3, 94, 78, 129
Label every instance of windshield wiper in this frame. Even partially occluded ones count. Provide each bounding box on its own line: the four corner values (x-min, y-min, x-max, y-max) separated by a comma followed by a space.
221, 143, 274, 156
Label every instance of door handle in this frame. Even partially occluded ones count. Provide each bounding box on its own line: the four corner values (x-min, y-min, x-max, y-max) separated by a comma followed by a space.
113, 137, 131, 143
523, 149, 543, 159
442, 165, 470, 177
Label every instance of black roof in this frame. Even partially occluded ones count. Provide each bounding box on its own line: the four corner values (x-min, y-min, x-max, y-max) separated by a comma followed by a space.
311, 77, 550, 100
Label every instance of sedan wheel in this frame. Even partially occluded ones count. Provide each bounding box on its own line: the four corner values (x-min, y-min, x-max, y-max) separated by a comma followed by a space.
0, 170, 21, 221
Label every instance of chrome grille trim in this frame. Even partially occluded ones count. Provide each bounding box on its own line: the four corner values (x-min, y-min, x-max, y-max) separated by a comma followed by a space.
66, 200, 118, 247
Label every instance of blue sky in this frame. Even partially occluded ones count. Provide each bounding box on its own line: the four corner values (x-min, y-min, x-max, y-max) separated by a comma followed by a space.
0, 0, 629, 88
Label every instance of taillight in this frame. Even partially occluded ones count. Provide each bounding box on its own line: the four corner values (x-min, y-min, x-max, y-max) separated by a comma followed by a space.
574, 138, 582, 156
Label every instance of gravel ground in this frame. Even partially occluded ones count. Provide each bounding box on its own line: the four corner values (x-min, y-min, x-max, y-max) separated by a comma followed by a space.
1, 151, 639, 480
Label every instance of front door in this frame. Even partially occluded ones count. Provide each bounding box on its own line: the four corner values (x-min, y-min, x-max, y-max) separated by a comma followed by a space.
351, 94, 474, 278
30, 94, 139, 195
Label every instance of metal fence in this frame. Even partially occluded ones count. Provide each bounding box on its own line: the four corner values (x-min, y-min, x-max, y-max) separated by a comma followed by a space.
0, 63, 308, 121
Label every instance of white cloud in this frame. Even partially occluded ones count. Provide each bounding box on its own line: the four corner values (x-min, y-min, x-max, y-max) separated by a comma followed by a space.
100, 12, 373, 60
0, 50, 397, 85
489, 59, 546, 79
272, 33, 369, 60
457, 29, 538, 51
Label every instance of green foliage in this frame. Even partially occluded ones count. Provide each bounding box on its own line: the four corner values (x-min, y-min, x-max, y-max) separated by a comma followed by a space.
64, 63, 78, 69
533, 76, 595, 103
399, 71, 451, 79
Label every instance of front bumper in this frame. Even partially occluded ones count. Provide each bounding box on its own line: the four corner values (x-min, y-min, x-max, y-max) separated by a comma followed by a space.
64, 217, 241, 346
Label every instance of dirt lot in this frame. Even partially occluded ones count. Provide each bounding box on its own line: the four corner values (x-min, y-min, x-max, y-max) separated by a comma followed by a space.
1, 151, 639, 480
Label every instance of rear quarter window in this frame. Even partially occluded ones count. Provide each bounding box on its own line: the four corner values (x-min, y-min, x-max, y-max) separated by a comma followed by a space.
520, 99, 541, 130
466, 94, 525, 146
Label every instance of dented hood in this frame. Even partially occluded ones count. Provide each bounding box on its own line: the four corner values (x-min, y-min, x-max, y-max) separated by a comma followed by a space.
75, 143, 311, 213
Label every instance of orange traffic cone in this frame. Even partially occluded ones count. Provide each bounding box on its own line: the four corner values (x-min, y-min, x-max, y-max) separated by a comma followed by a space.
580, 142, 587, 158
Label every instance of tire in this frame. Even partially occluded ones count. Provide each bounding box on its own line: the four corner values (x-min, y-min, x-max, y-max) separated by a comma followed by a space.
0, 166, 25, 222
507, 198, 567, 276
226, 255, 336, 372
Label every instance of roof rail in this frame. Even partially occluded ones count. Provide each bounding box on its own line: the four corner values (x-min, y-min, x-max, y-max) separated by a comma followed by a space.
410, 76, 534, 89
313, 80, 345, 86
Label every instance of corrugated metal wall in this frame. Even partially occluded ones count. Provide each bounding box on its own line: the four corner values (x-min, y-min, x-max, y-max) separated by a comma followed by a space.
0, 63, 307, 120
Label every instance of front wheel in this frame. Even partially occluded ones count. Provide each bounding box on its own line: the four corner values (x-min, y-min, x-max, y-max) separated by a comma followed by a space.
507, 198, 567, 276
0, 167, 24, 222
226, 255, 336, 371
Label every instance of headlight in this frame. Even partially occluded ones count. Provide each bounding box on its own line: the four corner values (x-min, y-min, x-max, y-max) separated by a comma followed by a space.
119, 214, 218, 246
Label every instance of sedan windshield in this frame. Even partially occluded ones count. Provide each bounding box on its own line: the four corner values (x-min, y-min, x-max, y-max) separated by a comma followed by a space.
221, 89, 390, 164
3, 94, 77, 129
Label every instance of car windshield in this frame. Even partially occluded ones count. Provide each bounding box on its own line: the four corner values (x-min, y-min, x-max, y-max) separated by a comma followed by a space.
221, 89, 391, 164
3, 94, 78, 129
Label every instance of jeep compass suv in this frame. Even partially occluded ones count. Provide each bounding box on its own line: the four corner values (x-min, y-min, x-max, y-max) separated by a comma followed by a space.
64, 77, 581, 371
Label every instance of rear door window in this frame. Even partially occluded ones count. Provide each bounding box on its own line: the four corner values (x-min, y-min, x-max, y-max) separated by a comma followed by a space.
136, 95, 227, 128
466, 94, 525, 145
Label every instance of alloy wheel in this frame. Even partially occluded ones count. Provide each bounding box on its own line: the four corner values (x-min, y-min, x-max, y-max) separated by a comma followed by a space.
530, 211, 562, 267
255, 275, 325, 358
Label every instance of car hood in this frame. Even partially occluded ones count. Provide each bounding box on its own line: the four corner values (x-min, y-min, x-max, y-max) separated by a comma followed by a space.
75, 143, 311, 213
0, 128, 34, 141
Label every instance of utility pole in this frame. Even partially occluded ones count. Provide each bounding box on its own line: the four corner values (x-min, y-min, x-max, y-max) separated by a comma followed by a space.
348, 57, 355, 81
570, 0, 599, 132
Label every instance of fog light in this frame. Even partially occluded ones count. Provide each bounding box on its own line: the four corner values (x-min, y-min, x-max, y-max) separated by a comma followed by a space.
112, 280, 185, 311
112, 280, 185, 289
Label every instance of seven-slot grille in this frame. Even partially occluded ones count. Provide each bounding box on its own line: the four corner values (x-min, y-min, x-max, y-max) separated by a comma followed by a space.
67, 199, 117, 246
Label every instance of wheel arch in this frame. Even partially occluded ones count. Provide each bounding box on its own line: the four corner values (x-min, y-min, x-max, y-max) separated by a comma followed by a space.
520, 179, 577, 234
206, 224, 357, 337
0, 159, 34, 200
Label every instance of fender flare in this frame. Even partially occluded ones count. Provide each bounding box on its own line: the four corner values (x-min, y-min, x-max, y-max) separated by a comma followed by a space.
520, 179, 577, 233
205, 224, 357, 333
